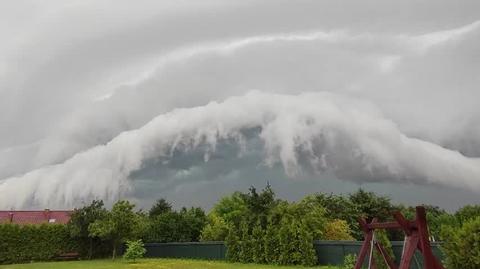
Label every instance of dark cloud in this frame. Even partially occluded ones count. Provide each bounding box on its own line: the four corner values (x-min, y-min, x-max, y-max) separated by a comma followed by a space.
0, 1, 479, 209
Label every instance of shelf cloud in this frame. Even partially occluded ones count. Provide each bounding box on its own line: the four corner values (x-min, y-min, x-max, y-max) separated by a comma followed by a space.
0, 0, 479, 209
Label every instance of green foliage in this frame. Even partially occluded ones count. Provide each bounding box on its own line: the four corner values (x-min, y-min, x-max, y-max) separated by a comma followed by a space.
251, 222, 265, 264
311, 190, 394, 240
200, 214, 229, 241
263, 222, 280, 264
89, 200, 146, 259
123, 239, 146, 262
0, 224, 77, 264
323, 219, 354, 241
225, 225, 241, 262
455, 205, 480, 224
180, 207, 207, 241
222, 185, 321, 266
145, 206, 207, 243
309, 193, 360, 237
348, 189, 393, 222
342, 254, 357, 269
68, 200, 109, 259
210, 192, 248, 225
372, 230, 394, 269
149, 198, 172, 218
441, 216, 480, 269
399, 204, 457, 241
238, 220, 253, 263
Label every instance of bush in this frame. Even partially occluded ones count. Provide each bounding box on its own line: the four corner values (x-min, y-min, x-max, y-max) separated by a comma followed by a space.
123, 239, 146, 262
0, 224, 77, 264
441, 216, 480, 269
200, 214, 229, 241
224, 201, 319, 266
342, 254, 357, 269
324, 219, 354, 240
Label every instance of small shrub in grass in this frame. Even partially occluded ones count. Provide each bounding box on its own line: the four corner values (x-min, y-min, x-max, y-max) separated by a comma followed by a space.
342, 254, 357, 269
123, 239, 146, 262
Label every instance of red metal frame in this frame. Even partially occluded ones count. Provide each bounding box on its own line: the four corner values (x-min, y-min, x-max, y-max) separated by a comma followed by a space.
354, 206, 445, 269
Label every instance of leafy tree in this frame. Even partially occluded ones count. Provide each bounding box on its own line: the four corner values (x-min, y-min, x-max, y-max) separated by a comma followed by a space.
67, 200, 108, 259
89, 200, 146, 259
209, 191, 248, 225
441, 216, 480, 269
309, 193, 359, 228
201, 184, 276, 241
145, 207, 206, 243
309, 190, 393, 240
323, 219, 355, 240
221, 186, 324, 265
149, 198, 172, 218
200, 214, 229, 241
179, 207, 207, 241
348, 189, 393, 222
241, 185, 275, 212
455, 205, 480, 224
145, 211, 184, 242
348, 189, 394, 239
123, 239, 146, 262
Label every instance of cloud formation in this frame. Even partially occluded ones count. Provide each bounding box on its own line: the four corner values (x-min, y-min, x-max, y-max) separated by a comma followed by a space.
0, 1, 479, 209
1, 91, 479, 208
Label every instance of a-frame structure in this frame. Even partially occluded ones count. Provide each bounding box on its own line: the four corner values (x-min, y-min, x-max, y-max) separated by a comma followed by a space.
354, 206, 445, 269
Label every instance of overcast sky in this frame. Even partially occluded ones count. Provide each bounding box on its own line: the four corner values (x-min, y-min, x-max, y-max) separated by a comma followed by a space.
0, 0, 479, 211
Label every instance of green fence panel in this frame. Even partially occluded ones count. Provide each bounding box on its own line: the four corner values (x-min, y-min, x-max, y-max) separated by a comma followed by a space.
144, 240, 443, 267
145, 242, 226, 260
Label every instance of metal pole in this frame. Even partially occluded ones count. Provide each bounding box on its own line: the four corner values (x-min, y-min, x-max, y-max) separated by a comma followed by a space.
401, 235, 406, 257
368, 232, 375, 269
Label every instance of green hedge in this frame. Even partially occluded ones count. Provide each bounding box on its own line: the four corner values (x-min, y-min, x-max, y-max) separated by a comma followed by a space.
0, 224, 78, 264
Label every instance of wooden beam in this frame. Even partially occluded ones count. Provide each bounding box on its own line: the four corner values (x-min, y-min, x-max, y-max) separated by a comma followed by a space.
367, 221, 402, 229
374, 241, 398, 269
354, 231, 373, 269
392, 211, 414, 236
416, 206, 436, 269
398, 232, 419, 269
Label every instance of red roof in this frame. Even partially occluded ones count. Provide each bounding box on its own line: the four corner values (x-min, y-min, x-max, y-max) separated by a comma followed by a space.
0, 210, 72, 225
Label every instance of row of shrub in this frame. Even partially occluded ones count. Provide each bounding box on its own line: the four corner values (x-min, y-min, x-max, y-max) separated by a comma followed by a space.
0, 224, 76, 264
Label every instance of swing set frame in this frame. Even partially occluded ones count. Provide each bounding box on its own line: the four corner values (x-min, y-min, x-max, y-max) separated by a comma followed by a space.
354, 206, 445, 269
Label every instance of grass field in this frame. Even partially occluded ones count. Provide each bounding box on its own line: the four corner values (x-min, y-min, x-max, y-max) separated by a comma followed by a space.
0, 259, 340, 269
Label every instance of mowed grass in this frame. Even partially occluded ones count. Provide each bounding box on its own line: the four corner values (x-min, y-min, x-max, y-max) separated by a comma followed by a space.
0, 259, 340, 269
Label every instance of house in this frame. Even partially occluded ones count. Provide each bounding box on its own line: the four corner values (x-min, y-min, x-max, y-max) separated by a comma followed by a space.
0, 209, 72, 225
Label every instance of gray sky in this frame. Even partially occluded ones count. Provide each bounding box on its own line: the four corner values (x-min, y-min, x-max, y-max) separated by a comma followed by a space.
0, 0, 479, 211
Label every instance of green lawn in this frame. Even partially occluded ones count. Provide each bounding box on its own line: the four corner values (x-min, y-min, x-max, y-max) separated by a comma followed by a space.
0, 259, 340, 269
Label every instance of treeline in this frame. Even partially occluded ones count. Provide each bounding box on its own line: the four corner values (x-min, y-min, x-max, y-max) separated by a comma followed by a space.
69, 185, 480, 267
0, 186, 479, 267
68, 200, 207, 260
199, 185, 479, 267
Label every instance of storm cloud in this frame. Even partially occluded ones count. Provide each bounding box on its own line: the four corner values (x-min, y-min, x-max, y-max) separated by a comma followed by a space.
0, 0, 479, 209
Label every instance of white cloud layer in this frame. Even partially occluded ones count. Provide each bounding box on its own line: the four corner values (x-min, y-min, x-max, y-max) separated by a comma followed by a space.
0, 1, 479, 208
1, 91, 480, 208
